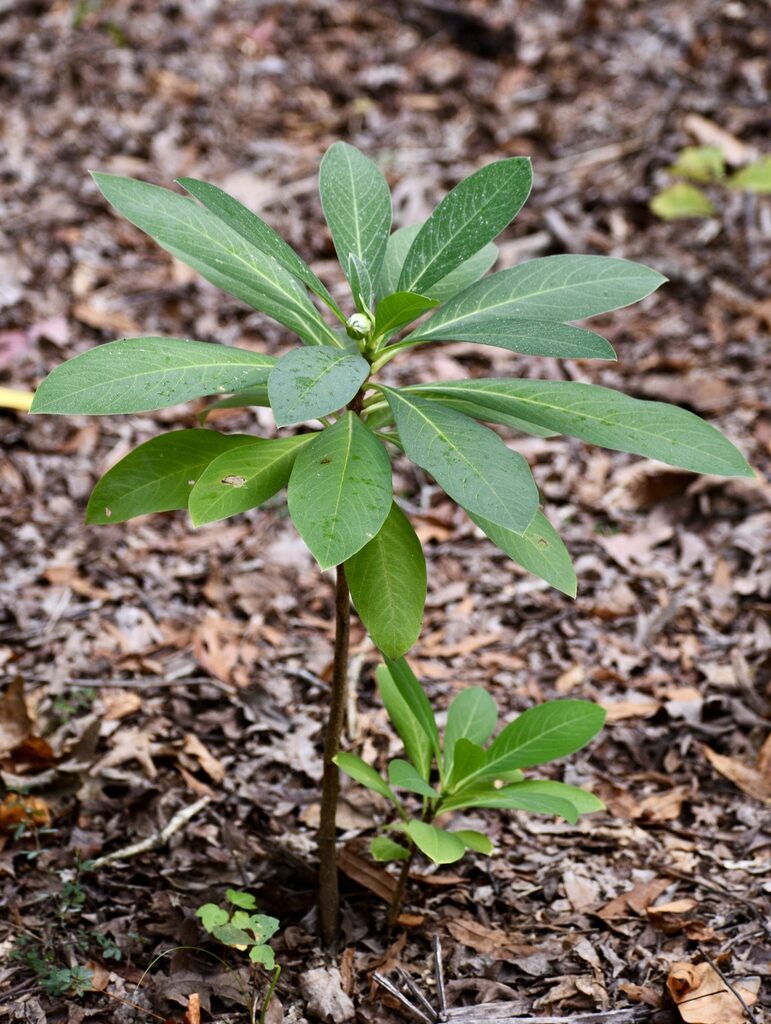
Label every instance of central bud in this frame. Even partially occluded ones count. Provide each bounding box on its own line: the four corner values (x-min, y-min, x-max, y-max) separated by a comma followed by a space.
345, 311, 374, 342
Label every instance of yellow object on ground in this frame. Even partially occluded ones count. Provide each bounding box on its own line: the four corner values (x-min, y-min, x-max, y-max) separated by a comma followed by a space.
0, 387, 33, 411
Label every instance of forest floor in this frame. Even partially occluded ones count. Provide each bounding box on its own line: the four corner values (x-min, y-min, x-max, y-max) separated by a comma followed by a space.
0, 1, 769, 1021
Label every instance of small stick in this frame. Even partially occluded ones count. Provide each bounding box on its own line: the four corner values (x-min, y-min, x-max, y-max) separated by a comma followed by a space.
433, 935, 447, 1021
373, 971, 435, 1024
698, 948, 759, 1024
396, 966, 439, 1021
89, 796, 211, 868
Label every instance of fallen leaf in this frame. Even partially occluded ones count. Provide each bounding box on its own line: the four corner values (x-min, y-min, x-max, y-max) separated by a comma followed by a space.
702, 745, 771, 804
337, 843, 396, 903
445, 918, 531, 957
0, 678, 32, 757
300, 967, 355, 1023
683, 113, 757, 164
182, 734, 225, 784
91, 727, 157, 779
563, 869, 601, 912
636, 786, 688, 822
556, 664, 585, 694
0, 793, 51, 831
597, 877, 671, 920
102, 689, 142, 721
602, 698, 661, 722
667, 961, 759, 1024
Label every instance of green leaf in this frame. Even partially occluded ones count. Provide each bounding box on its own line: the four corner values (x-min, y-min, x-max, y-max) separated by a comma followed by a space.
407, 378, 753, 478
242, 913, 280, 943
669, 146, 725, 183
345, 502, 426, 659
91, 173, 339, 347
380, 387, 539, 535
415, 392, 557, 437
212, 923, 252, 947
373, 292, 438, 341
727, 156, 771, 194
387, 759, 440, 798
198, 384, 270, 422
650, 183, 715, 220
249, 945, 276, 969
31, 337, 276, 416
440, 783, 578, 822
405, 317, 616, 360
225, 888, 255, 913
177, 176, 344, 318
376, 663, 434, 781
467, 508, 577, 597
378, 224, 497, 302
287, 413, 392, 568
504, 780, 605, 816
334, 752, 397, 804
188, 435, 312, 526
446, 738, 488, 792
370, 836, 410, 862
196, 904, 229, 932
487, 700, 606, 773
382, 657, 442, 766
347, 253, 374, 312
453, 830, 493, 855
404, 821, 466, 864
444, 688, 497, 778
398, 158, 532, 293
86, 430, 256, 525
268, 348, 370, 427
319, 142, 392, 284
408, 255, 666, 336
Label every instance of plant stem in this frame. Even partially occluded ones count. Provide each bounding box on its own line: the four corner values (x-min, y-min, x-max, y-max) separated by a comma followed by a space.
318, 563, 351, 948
387, 844, 416, 926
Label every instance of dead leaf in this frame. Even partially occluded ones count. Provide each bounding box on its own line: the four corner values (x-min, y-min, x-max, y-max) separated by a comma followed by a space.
597, 877, 671, 920
702, 745, 771, 804
337, 843, 396, 903
91, 727, 157, 779
0, 678, 32, 757
182, 734, 225, 784
445, 917, 533, 957
556, 663, 585, 694
636, 786, 688, 822
0, 793, 51, 831
683, 113, 757, 164
602, 698, 661, 722
563, 869, 601, 912
299, 967, 355, 1023
647, 898, 698, 934
667, 961, 759, 1024
102, 689, 142, 721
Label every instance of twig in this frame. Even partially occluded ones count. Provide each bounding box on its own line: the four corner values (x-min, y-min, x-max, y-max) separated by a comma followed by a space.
698, 948, 759, 1024
434, 934, 447, 1021
373, 971, 435, 1024
89, 796, 211, 868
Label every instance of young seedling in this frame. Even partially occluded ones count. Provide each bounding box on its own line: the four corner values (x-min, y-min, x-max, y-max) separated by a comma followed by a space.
30, 143, 752, 944
650, 145, 771, 219
335, 657, 605, 920
196, 889, 280, 1024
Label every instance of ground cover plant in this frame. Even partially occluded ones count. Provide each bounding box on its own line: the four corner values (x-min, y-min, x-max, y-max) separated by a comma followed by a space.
30, 142, 753, 948
650, 144, 771, 219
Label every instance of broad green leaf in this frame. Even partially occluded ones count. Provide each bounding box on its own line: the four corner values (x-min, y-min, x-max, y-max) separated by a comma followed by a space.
370, 836, 410, 862
440, 783, 578, 821
249, 945, 276, 969
347, 253, 374, 312
334, 752, 397, 804
177, 176, 344, 318
198, 384, 270, 423
415, 392, 557, 437
383, 657, 442, 764
406, 379, 754, 478
405, 317, 616, 360
267, 347, 370, 427
242, 914, 280, 943
196, 904, 228, 932
487, 700, 605, 772
319, 142, 392, 284
373, 292, 438, 341
376, 663, 434, 780
506, 780, 605, 816
670, 146, 725, 183
31, 337, 276, 416
407, 255, 666, 336
728, 157, 771, 194
92, 173, 339, 347
86, 430, 255, 525
453, 830, 493, 855
287, 413, 392, 569
227, 889, 257, 909
387, 759, 440, 799
345, 502, 426, 659
188, 435, 313, 526
405, 821, 466, 864
446, 738, 488, 792
378, 223, 497, 302
467, 509, 577, 597
212, 923, 252, 947
444, 688, 497, 778
398, 158, 531, 293
380, 387, 539, 534
650, 183, 715, 220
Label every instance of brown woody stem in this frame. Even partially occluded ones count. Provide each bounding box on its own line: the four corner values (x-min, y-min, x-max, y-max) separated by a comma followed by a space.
387, 843, 416, 926
318, 563, 350, 947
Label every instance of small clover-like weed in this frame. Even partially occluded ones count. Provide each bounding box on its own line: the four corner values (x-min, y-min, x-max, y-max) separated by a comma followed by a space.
335, 657, 605, 917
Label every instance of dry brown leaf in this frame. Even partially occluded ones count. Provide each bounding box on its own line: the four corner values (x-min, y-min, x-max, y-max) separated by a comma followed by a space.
91, 727, 157, 779
756, 733, 771, 782
445, 917, 535, 957
556, 663, 585, 694
0, 793, 51, 831
102, 689, 142, 721
0, 678, 32, 757
636, 786, 688, 822
702, 745, 771, 804
617, 980, 661, 1007
563, 869, 601, 912
683, 113, 757, 164
182, 733, 225, 784
602, 698, 661, 722
597, 877, 671, 920
337, 843, 396, 904
667, 961, 759, 1024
